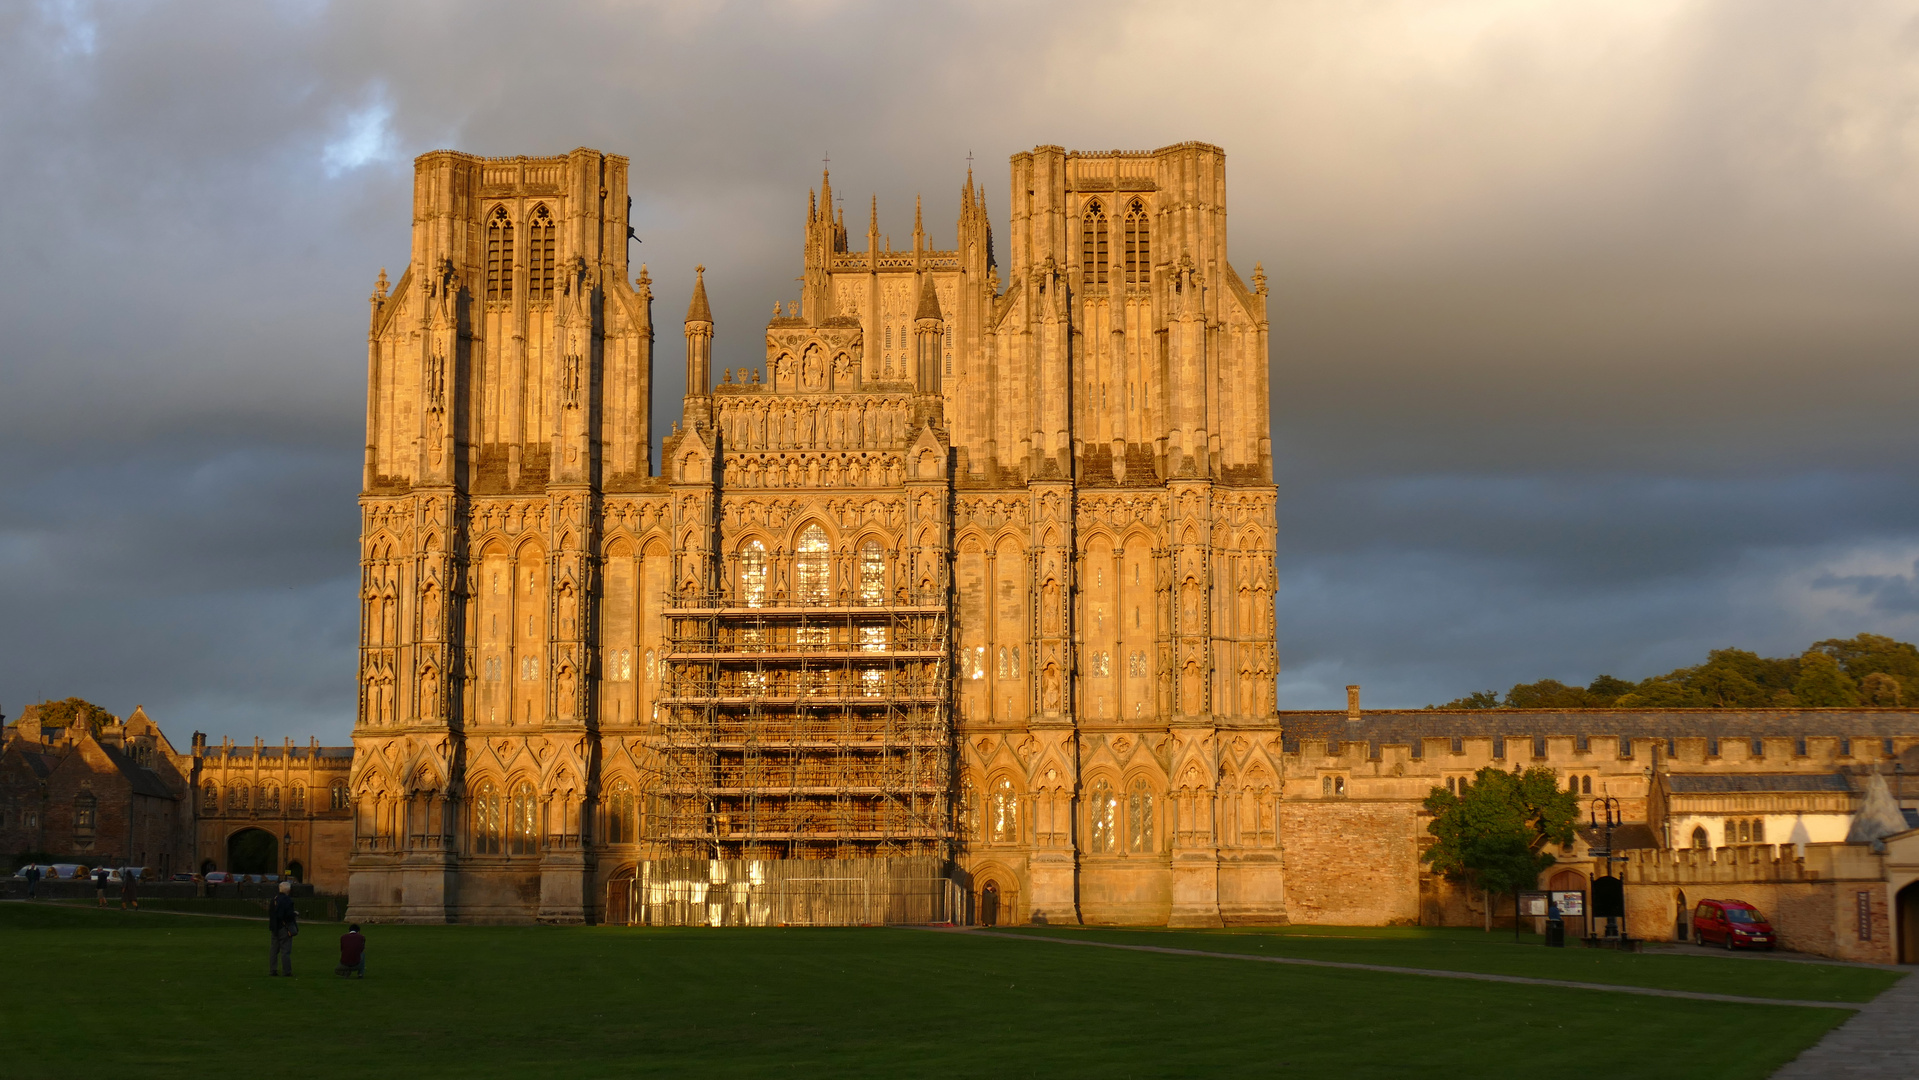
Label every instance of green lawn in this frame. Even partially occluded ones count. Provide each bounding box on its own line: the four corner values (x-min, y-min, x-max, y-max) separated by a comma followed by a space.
1000, 925, 1903, 1003
0, 903, 1877, 1079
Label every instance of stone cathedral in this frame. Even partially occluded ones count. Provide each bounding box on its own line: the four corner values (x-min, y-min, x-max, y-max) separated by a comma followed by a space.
348, 143, 1279, 926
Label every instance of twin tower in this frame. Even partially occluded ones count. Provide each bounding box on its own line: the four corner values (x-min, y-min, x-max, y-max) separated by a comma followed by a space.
349, 144, 1280, 928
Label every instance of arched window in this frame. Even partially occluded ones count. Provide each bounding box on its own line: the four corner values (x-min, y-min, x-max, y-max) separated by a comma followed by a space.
1581, 776, 1592, 795
1122, 198, 1150, 284
262, 784, 280, 811
472, 780, 502, 855
1334, 777, 1346, 796
290, 785, 305, 812
858, 540, 886, 604
795, 525, 830, 603
1692, 825, 1709, 849
1737, 820, 1750, 843
989, 776, 1018, 844
1752, 819, 1766, 843
1322, 776, 1332, 796
739, 540, 767, 607
960, 777, 978, 841
1081, 200, 1108, 286
330, 780, 349, 811
605, 779, 635, 845
229, 783, 250, 811
485, 205, 513, 301
508, 782, 539, 855
529, 204, 556, 302
1128, 780, 1154, 853
1088, 778, 1117, 854
73, 793, 96, 839
204, 783, 219, 812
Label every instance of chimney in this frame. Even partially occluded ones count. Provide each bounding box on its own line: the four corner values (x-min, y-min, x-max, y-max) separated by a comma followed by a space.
1346, 685, 1362, 720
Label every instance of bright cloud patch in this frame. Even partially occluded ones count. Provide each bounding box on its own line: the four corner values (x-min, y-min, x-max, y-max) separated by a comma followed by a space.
322, 97, 395, 177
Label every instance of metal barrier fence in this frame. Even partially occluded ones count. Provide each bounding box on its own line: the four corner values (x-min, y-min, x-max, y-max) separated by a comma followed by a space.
609, 857, 958, 927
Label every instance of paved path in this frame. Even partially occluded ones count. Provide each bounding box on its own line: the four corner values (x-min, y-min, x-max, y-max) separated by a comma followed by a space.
949, 928, 1869, 1011
1771, 967, 1919, 1078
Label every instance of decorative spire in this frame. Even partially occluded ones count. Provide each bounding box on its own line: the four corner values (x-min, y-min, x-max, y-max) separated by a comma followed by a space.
686, 265, 712, 324
635, 263, 652, 300
869, 195, 878, 236
809, 188, 817, 224
914, 272, 943, 322
373, 267, 388, 301
820, 167, 832, 216
913, 193, 924, 245
1252, 261, 1268, 297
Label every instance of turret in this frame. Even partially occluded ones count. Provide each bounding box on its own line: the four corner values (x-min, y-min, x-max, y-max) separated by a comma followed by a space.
683, 266, 714, 426
914, 272, 944, 395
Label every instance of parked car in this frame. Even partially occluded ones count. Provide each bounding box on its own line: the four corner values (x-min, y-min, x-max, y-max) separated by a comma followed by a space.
170, 872, 199, 883
203, 871, 239, 884
1694, 899, 1776, 950
48, 864, 89, 880
117, 867, 149, 881
10, 864, 58, 880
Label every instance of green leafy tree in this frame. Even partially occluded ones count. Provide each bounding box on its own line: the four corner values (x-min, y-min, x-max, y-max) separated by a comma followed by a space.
1503, 679, 1593, 709
1814, 633, 1919, 704
1584, 675, 1634, 704
1793, 650, 1859, 707
19, 697, 115, 735
1429, 690, 1501, 710
1422, 766, 1579, 930
1611, 679, 1706, 709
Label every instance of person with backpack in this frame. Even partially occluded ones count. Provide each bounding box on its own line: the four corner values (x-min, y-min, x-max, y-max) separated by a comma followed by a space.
268, 881, 299, 976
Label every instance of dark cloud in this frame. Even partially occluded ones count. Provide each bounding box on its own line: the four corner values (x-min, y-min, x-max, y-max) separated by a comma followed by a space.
4, 0, 1919, 736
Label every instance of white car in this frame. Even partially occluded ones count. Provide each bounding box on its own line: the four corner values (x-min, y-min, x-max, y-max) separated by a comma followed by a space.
10, 864, 57, 881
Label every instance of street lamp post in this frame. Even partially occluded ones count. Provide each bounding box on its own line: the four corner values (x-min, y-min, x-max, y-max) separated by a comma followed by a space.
1589, 795, 1625, 941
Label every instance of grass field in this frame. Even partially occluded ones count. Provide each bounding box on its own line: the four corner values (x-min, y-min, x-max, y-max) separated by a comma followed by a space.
2, 903, 1891, 1079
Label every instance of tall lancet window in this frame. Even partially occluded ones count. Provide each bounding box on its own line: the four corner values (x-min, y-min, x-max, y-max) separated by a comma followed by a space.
1123, 198, 1150, 284
485, 206, 513, 301
1081, 200, 1108, 286
529, 204, 556, 302
795, 525, 830, 603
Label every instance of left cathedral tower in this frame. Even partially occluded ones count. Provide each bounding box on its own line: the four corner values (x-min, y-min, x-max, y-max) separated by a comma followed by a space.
352, 149, 656, 921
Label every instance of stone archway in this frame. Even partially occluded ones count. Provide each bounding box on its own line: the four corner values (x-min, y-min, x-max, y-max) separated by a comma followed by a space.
226, 827, 278, 875
1898, 881, 1919, 965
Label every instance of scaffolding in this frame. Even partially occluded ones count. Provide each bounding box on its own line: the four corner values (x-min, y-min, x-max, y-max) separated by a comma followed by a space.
655, 589, 955, 865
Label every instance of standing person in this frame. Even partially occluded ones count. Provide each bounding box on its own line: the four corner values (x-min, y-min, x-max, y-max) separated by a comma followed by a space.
268, 881, 299, 977
23, 864, 40, 900
120, 869, 138, 910
93, 867, 109, 907
336, 924, 367, 978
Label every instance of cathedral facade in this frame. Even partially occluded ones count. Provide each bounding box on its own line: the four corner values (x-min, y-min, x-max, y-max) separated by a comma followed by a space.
347, 143, 1279, 925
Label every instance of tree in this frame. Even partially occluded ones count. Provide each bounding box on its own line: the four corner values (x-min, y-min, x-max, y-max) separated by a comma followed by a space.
1503, 679, 1593, 709
1793, 650, 1859, 707
1584, 675, 1634, 704
1429, 690, 1500, 710
19, 697, 114, 735
1814, 633, 1919, 704
1423, 766, 1579, 930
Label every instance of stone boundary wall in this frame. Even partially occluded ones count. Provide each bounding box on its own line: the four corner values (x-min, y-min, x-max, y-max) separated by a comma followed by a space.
1620, 844, 1891, 963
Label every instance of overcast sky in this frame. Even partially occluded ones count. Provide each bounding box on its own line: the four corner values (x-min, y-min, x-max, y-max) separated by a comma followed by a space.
4, 0, 1919, 743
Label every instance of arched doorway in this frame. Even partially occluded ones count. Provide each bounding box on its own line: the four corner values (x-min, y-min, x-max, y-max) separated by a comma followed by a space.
1898, 882, 1919, 965
980, 881, 1000, 927
226, 828, 278, 875
605, 867, 637, 926
285, 861, 304, 884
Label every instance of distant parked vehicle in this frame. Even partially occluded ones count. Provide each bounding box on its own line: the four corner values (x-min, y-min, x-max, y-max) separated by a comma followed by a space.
48, 864, 89, 880
1694, 899, 1776, 950
170, 873, 198, 883
10, 864, 57, 881
117, 867, 149, 881
203, 871, 239, 884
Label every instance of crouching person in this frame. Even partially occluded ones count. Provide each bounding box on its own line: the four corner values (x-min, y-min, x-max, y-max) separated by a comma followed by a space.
336, 923, 367, 978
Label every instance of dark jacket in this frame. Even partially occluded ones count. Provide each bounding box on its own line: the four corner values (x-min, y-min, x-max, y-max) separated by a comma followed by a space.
268, 894, 299, 935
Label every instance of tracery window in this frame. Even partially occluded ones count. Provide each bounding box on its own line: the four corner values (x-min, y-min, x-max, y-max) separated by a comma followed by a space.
1581, 776, 1592, 795
858, 540, 886, 604
330, 780, 349, 811
229, 783, 250, 811
1091, 651, 1110, 678
859, 626, 886, 652
1081, 200, 1108, 286
290, 785, 305, 812
1752, 819, 1766, 843
204, 783, 219, 812
861, 668, 885, 697
1128, 780, 1154, 853
960, 777, 979, 841
262, 784, 281, 811
795, 525, 830, 603
1128, 651, 1147, 678
485, 206, 513, 301
529, 204, 556, 302
738, 540, 767, 606
521, 655, 540, 682
611, 649, 632, 682
472, 780, 502, 854
989, 776, 1018, 844
605, 779, 636, 845
508, 782, 539, 855
1088, 778, 1117, 854
1122, 198, 1150, 284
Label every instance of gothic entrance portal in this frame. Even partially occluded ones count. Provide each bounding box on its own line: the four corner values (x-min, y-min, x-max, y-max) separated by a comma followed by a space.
981, 882, 999, 927
227, 828, 278, 875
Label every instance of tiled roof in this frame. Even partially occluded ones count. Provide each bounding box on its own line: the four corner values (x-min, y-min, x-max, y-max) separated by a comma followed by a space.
98, 744, 177, 800
1277, 708, 1919, 746
1665, 773, 1853, 794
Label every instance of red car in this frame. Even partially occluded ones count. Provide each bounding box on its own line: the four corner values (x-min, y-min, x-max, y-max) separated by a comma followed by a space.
1693, 899, 1775, 950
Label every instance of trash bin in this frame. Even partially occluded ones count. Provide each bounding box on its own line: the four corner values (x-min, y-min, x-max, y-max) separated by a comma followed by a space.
1545, 918, 1565, 948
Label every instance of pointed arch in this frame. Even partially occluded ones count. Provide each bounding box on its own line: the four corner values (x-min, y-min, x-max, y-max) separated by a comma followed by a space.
528, 203, 556, 302
1081, 199, 1108, 286
794, 522, 831, 603
485, 205, 513, 302
1122, 197, 1150, 284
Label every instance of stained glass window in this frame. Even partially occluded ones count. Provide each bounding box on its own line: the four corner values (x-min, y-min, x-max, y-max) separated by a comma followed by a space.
1089, 779, 1117, 854
1128, 781, 1154, 853
739, 540, 767, 607
989, 777, 1018, 844
509, 782, 539, 855
472, 780, 502, 854
796, 526, 830, 602
858, 540, 886, 604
